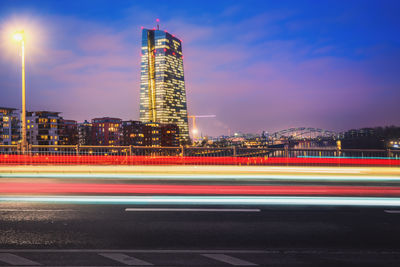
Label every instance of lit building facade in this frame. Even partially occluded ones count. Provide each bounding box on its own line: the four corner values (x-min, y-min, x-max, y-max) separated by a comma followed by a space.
59, 119, 78, 145
0, 107, 20, 145
140, 28, 189, 143
160, 123, 179, 147
142, 122, 161, 147
91, 117, 122, 146
122, 120, 144, 146
78, 120, 93, 145
26, 111, 61, 146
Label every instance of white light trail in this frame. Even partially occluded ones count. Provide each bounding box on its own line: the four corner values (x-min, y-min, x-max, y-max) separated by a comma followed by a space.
2, 196, 400, 207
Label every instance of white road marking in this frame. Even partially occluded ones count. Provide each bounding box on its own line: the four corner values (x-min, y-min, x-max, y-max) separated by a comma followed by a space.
0, 253, 41, 265
125, 208, 260, 212
202, 253, 257, 266
99, 253, 153, 266
384, 210, 400, 214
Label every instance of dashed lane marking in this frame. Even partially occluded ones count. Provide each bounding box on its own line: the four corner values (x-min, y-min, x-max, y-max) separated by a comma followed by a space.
125, 208, 260, 212
0, 253, 41, 265
384, 210, 400, 214
202, 254, 257, 266
99, 253, 153, 266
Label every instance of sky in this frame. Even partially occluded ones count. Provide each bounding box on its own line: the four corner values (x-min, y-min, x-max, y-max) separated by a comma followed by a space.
0, 0, 399, 136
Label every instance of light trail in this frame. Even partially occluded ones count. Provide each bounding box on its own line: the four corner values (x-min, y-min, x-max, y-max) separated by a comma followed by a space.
2, 173, 400, 183
1, 154, 399, 166
0, 165, 373, 174
2, 196, 400, 207
298, 156, 400, 160
1, 182, 400, 196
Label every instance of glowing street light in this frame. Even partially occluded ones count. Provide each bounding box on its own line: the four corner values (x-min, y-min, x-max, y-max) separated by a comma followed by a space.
13, 32, 23, 41
13, 30, 28, 152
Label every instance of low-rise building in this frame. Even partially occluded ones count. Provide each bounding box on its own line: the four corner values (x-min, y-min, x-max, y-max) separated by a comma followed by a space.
91, 117, 122, 146
160, 124, 180, 147
59, 119, 78, 145
143, 122, 161, 147
26, 111, 62, 146
78, 120, 93, 145
0, 107, 20, 145
122, 120, 144, 146
341, 128, 383, 149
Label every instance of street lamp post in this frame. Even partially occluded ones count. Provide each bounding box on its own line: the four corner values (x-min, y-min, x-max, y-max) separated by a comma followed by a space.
13, 31, 28, 153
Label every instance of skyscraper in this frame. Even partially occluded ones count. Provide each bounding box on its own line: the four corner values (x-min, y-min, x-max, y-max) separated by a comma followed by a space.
140, 28, 189, 143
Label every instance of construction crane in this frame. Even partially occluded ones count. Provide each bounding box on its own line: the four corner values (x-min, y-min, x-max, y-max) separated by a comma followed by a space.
187, 115, 216, 139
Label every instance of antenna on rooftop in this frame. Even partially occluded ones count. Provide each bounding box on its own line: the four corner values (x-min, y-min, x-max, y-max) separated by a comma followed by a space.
156, 18, 160, 30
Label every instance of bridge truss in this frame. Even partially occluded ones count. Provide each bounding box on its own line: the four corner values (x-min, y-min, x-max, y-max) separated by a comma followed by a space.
271, 127, 337, 140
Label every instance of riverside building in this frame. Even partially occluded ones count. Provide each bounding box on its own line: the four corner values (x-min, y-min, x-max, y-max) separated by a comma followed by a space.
91, 117, 122, 146
139, 27, 189, 143
26, 111, 62, 146
0, 107, 20, 145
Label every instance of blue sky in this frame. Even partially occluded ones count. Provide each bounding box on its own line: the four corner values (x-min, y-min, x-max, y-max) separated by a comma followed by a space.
0, 0, 399, 136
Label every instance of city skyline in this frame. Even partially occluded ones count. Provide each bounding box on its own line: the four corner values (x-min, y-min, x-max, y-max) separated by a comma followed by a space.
0, 0, 399, 136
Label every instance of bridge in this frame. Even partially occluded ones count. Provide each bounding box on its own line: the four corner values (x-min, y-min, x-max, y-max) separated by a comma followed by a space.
271, 127, 337, 140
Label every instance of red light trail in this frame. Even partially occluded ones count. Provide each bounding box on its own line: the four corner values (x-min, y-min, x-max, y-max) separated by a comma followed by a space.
1, 182, 400, 196
0, 155, 399, 166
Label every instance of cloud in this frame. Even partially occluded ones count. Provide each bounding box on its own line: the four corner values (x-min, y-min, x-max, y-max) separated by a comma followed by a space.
0, 15, 141, 121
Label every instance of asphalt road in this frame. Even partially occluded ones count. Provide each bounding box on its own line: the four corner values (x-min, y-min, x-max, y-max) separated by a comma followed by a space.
1, 203, 400, 266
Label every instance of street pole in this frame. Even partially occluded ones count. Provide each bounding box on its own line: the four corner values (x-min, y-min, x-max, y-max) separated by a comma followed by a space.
21, 38, 27, 153
14, 31, 28, 153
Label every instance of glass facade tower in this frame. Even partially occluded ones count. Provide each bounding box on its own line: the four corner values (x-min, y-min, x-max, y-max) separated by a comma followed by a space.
140, 29, 189, 143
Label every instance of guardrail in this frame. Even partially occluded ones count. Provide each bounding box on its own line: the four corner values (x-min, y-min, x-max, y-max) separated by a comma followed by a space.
0, 145, 399, 166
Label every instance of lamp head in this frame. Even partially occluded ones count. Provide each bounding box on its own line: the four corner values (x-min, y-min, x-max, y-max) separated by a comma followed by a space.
13, 30, 24, 42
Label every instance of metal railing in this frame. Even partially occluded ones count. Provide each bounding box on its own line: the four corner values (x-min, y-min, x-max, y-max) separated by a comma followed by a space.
0, 145, 399, 166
